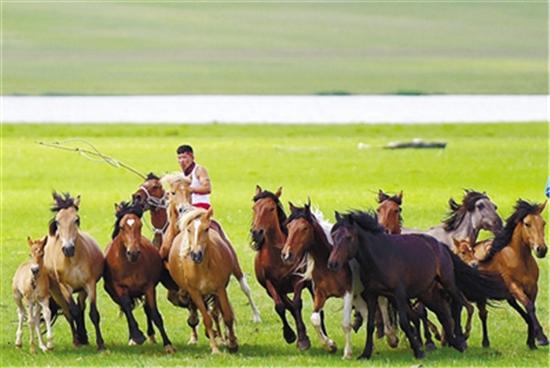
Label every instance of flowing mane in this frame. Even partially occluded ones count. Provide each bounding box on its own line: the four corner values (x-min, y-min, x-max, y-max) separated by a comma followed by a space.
286, 203, 332, 252
145, 172, 160, 181
340, 210, 385, 234
443, 190, 489, 231
112, 201, 144, 239
483, 199, 541, 261
253, 190, 288, 236
51, 192, 79, 212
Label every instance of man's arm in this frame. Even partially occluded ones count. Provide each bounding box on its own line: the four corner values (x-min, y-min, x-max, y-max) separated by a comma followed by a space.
190, 166, 212, 195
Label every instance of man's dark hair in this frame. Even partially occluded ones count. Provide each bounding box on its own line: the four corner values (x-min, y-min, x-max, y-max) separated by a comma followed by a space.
177, 145, 193, 155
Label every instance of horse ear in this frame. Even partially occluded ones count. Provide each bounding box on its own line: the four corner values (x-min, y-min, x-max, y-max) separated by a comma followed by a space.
48, 219, 58, 236
114, 202, 119, 211
40, 235, 48, 248
275, 187, 282, 198
306, 197, 311, 209
538, 200, 547, 214
27, 236, 33, 246
74, 195, 81, 208
288, 201, 297, 212
449, 198, 460, 211
378, 190, 389, 203
335, 211, 342, 222
397, 191, 403, 201
205, 207, 214, 221
452, 237, 460, 247
255, 185, 262, 196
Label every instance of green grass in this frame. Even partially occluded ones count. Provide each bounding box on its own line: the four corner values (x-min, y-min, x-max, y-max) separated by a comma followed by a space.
3, 2, 548, 95
1, 122, 548, 366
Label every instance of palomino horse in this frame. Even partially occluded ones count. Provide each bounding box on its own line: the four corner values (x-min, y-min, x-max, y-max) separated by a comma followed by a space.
329, 211, 510, 359
251, 186, 312, 350
475, 199, 548, 349
280, 201, 356, 358
13, 236, 53, 353
44, 192, 105, 350
132, 173, 168, 248
103, 202, 175, 353
167, 207, 238, 353
160, 173, 261, 323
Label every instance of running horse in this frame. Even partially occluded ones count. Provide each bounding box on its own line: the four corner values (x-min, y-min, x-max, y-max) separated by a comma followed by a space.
376, 190, 403, 235
167, 207, 239, 353
132, 173, 168, 248
103, 201, 175, 353
43, 192, 105, 350
329, 210, 510, 359
251, 186, 312, 351
475, 199, 548, 349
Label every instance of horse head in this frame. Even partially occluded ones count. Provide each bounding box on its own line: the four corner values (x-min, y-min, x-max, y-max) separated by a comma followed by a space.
187, 207, 213, 264
27, 235, 47, 278
377, 190, 403, 235
162, 173, 193, 216
49, 192, 81, 258
251, 185, 284, 250
281, 201, 314, 264
518, 200, 547, 258
132, 172, 164, 211
328, 211, 359, 271
452, 238, 478, 268
113, 201, 145, 263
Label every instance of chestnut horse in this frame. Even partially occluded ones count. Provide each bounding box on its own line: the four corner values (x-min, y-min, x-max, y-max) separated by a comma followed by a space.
103, 202, 175, 353
475, 199, 548, 349
44, 192, 105, 350
377, 190, 403, 235
167, 207, 238, 353
132, 173, 168, 248
251, 186, 312, 351
281, 201, 357, 358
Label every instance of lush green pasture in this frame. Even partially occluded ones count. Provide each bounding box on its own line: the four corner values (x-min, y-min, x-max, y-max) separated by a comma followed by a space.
4, 2, 548, 95
1, 123, 548, 366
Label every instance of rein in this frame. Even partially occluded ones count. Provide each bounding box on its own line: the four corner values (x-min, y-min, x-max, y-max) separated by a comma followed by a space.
139, 185, 168, 210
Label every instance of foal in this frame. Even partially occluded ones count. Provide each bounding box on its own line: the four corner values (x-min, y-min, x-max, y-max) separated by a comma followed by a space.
13, 236, 53, 353
103, 202, 175, 353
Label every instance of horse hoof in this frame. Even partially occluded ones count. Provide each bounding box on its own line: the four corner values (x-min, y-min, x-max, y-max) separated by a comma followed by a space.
15, 343, 22, 349
252, 314, 262, 324
327, 342, 337, 354
387, 336, 399, 349
283, 328, 297, 344
149, 335, 157, 344
132, 333, 146, 345
297, 338, 311, 351
128, 339, 137, 346
414, 350, 425, 359
528, 343, 537, 350
211, 348, 221, 355
342, 349, 353, 359
164, 345, 176, 354
39, 345, 48, 353
425, 342, 436, 352
536, 336, 549, 346
187, 336, 198, 345
357, 353, 371, 360
228, 344, 239, 354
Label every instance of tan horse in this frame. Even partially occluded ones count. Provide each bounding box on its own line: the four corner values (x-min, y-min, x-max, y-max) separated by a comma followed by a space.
167, 207, 238, 353
13, 236, 53, 353
44, 192, 105, 350
475, 199, 548, 349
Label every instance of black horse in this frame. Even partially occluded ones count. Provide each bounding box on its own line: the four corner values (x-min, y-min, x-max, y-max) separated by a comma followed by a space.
328, 210, 509, 359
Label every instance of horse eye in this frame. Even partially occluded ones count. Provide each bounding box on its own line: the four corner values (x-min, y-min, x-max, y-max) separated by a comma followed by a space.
494, 205, 498, 210
269, 208, 275, 212
477, 203, 485, 210
525, 222, 531, 228
75, 217, 80, 225
171, 191, 176, 195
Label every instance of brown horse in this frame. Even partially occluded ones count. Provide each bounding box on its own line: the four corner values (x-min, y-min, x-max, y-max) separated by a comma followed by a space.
13, 236, 53, 353
167, 207, 238, 353
251, 186, 312, 351
377, 190, 403, 235
132, 173, 168, 248
475, 199, 548, 349
103, 201, 175, 353
281, 201, 356, 358
43, 192, 105, 350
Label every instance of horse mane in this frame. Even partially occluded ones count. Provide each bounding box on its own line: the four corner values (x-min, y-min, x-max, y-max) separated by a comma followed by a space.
253, 190, 288, 236
286, 203, 332, 252
483, 199, 541, 261
160, 172, 186, 188
344, 210, 385, 234
443, 190, 489, 231
377, 191, 402, 205
51, 192, 78, 212
177, 207, 207, 232
146, 172, 160, 181
112, 201, 144, 239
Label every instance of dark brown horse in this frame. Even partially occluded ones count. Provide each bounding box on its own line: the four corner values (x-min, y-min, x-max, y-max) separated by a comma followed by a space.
251, 186, 312, 351
132, 173, 168, 248
329, 210, 510, 359
103, 202, 175, 353
475, 199, 548, 349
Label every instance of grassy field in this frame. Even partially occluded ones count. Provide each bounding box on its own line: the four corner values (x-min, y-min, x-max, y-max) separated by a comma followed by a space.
1, 122, 548, 366
3, 2, 548, 95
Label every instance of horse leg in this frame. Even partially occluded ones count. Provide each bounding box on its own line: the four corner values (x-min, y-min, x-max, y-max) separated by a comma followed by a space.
310, 292, 337, 354
358, 292, 378, 359
377, 296, 399, 348
265, 280, 296, 345
289, 280, 311, 351
463, 299, 474, 339
237, 274, 261, 323
76, 291, 89, 345
14, 293, 25, 348
395, 293, 424, 359
143, 303, 156, 344
51, 282, 82, 346
187, 288, 219, 354
33, 303, 48, 352
507, 283, 537, 349
477, 300, 490, 347
507, 297, 536, 349
421, 290, 464, 354
39, 298, 54, 350
415, 302, 436, 351
144, 286, 175, 353
187, 303, 200, 345
111, 284, 145, 346
27, 302, 36, 354
217, 288, 238, 353
84, 283, 104, 351
342, 291, 354, 359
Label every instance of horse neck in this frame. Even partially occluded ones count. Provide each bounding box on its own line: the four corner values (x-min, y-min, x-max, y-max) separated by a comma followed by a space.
356, 229, 387, 268
449, 211, 478, 245
150, 206, 167, 228
509, 224, 533, 261
266, 222, 286, 249
308, 223, 332, 266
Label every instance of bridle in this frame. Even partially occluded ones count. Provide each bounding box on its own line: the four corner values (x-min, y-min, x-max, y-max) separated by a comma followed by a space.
137, 184, 169, 235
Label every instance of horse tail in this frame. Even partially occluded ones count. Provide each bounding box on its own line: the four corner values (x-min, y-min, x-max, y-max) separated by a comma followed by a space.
447, 247, 510, 302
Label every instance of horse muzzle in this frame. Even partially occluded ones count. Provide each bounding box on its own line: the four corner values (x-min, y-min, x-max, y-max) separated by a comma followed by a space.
535, 245, 547, 258
327, 260, 341, 272
488, 218, 503, 234
30, 265, 40, 276
126, 250, 141, 263
191, 250, 203, 263
250, 229, 265, 249
62, 243, 75, 257
281, 251, 293, 264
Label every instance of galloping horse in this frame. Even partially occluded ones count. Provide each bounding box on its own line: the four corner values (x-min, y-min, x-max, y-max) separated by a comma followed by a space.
132, 173, 168, 248
44, 192, 105, 350
103, 202, 175, 353
281, 201, 357, 358
160, 173, 261, 323
329, 211, 510, 359
475, 199, 548, 349
251, 186, 312, 351
167, 207, 238, 353
377, 190, 403, 235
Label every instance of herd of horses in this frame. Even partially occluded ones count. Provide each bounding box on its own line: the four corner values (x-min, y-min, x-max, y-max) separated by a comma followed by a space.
12, 172, 548, 361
